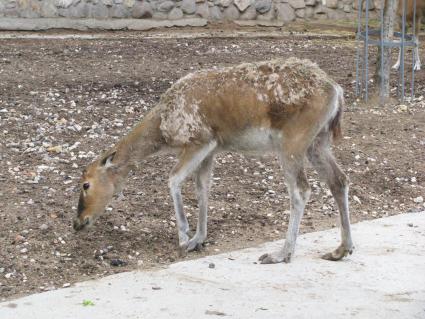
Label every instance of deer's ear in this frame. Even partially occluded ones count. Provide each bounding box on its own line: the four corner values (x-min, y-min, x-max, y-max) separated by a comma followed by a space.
100, 151, 116, 168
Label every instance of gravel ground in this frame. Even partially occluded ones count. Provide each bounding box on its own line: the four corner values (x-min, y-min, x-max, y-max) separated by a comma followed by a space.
0, 25, 424, 301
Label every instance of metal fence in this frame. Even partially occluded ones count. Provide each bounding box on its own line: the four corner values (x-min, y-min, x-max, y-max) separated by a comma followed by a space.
355, 0, 418, 103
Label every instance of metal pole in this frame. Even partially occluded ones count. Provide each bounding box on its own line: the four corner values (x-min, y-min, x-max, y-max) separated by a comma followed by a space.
400, 0, 406, 102
365, 0, 369, 101
355, 0, 363, 97
380, 0, 384, 104
411, 0, 416, 100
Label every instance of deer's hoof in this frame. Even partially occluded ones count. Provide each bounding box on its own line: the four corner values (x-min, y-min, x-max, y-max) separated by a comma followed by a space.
259, 252, 291, 264
186, 240, 204, 252
178, 239, 204, 256
178, 241, 191, 257
322, 245, 354, 261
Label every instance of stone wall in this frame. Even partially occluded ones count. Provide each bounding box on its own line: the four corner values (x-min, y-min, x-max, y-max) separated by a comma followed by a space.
0, 0, 378, 22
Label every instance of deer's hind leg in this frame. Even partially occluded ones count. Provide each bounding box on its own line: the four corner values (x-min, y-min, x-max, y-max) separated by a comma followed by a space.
413, 34, 421, 71
307, 131, 354, 261
392, 21, 403, 70
169, 141, 217, 255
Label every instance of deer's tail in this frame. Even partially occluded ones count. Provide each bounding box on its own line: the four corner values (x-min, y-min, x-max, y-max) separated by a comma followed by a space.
329, 84, 344, 142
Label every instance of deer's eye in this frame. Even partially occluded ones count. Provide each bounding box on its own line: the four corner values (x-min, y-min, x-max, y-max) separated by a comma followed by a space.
83, 182, 90, 191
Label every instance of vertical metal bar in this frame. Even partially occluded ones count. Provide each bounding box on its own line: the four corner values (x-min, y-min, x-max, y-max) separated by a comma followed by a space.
365, 0, 369, 101
355, 0, 363, 97
411, 0, 416, 100
380, 0, 384, 104
400, 0, 406, 102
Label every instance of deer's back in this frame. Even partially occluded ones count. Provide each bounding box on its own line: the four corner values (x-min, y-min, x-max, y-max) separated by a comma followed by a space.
159, 58, 337, 147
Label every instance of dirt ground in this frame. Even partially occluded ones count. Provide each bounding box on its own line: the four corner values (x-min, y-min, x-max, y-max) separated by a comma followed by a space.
0, 23, 424, 301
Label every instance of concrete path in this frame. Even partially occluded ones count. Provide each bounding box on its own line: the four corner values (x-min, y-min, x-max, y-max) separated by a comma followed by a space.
1, 212, 424, 319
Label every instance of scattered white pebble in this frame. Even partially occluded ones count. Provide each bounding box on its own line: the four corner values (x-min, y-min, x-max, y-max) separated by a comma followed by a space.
413, 196, 423, 203
353, 195, 362, 204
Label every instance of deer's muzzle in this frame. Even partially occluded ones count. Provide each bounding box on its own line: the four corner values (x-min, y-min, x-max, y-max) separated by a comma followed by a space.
73, 216, 90, 231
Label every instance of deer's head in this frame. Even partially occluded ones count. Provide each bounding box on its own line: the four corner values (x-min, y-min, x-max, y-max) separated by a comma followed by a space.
73, 151, 127, 231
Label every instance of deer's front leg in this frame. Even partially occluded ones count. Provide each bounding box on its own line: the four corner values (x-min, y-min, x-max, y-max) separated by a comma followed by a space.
169, 142, 217, 255
185, 155, 214, 252
259, 160, 310, 264
169, 181, 190, 245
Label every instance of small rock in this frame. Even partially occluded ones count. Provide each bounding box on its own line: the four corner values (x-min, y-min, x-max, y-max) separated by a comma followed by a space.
39, 224, 49, 231
295, 8, 305, 17
110, 259, 127, 267
63, 283, 71, 288
152, 286, 161, 290
234, 0, 251, 11
209, 6, 222, 20
47, 145, 63, 154
288, 0, 305, 9
343, 4, 351, 12
96, 246, 112, 258
56, 0, 74, 9
219, 0, 233, 7
353, 195, 362, 204
110, 4, 130, 17
240, 5, 256, 19
157, 0, 175, 12
325, 0, 338, 8
181, 0, 196, 14
14, 234, 25, 244
275, 3, 295, 22
208, 262, 215, 269
168, 7, 183, 19
413, 196, 423, 203
205, 310, 227, 316
224, 5, 240, 20
195, 2, 209, 18
398, 104, 408, 112
407, 223, 414, 227
255, 0, 272, 13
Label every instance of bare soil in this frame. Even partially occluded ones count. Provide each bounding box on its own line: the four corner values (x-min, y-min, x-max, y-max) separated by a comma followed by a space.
0, 24, 424, 301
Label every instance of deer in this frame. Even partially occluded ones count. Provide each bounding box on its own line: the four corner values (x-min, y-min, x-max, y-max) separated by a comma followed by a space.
72, 57, 354, 264
392, 0, 424, 71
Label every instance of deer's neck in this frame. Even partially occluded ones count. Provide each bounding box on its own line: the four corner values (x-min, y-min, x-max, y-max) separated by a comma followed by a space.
113, 109, 164, 169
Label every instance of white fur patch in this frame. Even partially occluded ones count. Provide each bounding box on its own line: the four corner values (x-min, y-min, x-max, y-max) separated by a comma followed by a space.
225, 128, 283, 153
159, 78, 212, 145
237, 57, 331, 107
